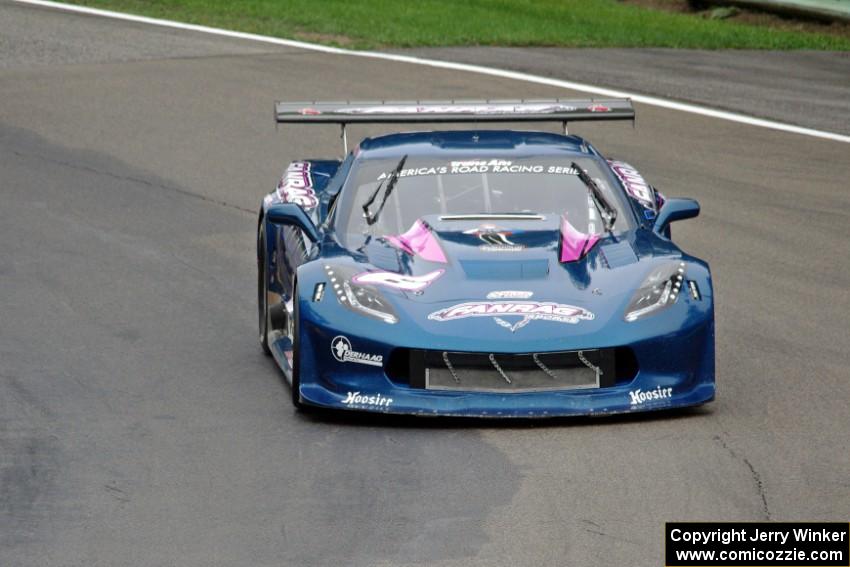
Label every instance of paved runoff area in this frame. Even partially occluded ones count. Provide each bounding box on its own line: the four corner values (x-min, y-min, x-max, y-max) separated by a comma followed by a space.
1, 2, 849, 566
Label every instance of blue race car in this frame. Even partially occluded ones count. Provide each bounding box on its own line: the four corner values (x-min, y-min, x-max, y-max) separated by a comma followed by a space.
258, 99, 714, 417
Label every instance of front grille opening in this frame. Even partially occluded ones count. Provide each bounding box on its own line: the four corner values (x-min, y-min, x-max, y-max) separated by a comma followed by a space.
614, 347, 639, 384
397, 348, 620, 393
384, 347, 411, 385
388, 347, 637, 391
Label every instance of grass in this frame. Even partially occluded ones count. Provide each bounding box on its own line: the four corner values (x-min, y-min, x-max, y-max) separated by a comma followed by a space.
65, 0, 850, 50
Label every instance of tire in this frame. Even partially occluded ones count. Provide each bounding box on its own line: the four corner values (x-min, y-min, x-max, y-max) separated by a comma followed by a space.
258, 220, 272, 355
290, 281, 304, 409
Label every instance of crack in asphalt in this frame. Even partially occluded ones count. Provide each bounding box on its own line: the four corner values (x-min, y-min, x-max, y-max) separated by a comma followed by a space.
582, 527, 641, 546
0, 371, 54, 419
714, 434, 771, 520
4, 146, 255, 215
103, 483, 130, 503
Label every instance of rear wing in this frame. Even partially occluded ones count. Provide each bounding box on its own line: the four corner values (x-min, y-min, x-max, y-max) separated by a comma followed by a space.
274, 99, 634, 152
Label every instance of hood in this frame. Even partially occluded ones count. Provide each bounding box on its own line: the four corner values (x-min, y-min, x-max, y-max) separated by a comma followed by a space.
320, 216, 685, 347
378, 214, 588, 264
354, 215, 644, 304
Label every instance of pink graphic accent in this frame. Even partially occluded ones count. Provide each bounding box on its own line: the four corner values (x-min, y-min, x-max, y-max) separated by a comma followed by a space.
352, 269, 445, 292
560, 216, 600, 262
588, 104, 610, 113
385, 220, 447, 263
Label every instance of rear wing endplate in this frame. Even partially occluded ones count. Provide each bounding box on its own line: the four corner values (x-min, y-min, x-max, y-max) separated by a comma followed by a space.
274, 99, 634, 153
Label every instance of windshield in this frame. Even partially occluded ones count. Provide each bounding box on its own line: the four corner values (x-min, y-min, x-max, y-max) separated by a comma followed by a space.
337, 155, 633, 243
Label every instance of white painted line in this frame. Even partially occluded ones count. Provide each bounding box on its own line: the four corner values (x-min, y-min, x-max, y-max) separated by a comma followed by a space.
11, 0, 850, 144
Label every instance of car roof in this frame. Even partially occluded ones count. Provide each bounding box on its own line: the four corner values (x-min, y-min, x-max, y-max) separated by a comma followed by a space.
355, 130, 594, 160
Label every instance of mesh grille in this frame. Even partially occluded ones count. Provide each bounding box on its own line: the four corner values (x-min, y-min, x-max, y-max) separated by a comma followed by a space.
410, 349, 616, 392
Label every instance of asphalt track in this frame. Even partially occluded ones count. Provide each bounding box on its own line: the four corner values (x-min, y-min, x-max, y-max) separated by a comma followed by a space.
395, 47, 850, 136
1, 2, 849, 566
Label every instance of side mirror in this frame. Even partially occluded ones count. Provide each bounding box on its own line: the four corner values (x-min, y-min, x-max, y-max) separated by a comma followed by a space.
653, 198, 700, 234
266, 203, 320, 243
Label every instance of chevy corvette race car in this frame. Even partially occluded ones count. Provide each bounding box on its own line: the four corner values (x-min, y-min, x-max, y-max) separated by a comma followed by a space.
258, 99, 714, 417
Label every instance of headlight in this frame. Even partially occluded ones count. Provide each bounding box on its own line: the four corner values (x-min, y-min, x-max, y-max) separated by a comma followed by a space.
624, 261, 685, 322
323, 265, 398, 324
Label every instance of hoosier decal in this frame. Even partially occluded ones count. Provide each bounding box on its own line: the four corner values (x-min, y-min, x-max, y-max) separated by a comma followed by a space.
629, 386, 673, 406
342, 391, 393, 408
277, 161, 318, 210
429, 301, 594, 332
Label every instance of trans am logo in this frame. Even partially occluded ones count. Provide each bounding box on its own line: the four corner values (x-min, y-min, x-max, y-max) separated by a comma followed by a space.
463, 225, 525, 252
428, 301, 594, 333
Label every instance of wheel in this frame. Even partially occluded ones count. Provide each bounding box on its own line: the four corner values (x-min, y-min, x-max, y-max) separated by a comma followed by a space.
258, 220, 271, 355
290, 281, 304, 409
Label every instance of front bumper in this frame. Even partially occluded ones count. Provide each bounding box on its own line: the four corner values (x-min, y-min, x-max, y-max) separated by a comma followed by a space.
300, 380, 714, 418
288, 309, 715, 418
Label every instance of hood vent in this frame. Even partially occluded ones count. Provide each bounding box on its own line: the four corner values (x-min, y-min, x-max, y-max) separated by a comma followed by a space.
599, 241, 638, 269
461, 259, 549, 280
365, 240, 402, 272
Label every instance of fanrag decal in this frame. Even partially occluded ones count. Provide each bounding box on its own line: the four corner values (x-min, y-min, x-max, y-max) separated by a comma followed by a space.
429, 301, 594, 332
277, 161, 318, 210
607, 160, 655, 210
